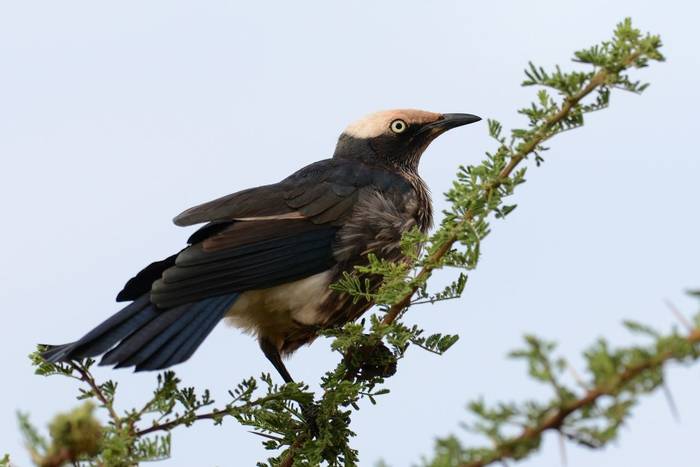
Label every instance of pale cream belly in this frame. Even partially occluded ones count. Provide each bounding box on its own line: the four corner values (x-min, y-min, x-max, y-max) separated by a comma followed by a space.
223, 270, 333, 343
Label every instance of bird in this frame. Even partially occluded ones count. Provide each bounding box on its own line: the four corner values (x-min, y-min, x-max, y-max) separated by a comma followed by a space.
42, 109, 481, 384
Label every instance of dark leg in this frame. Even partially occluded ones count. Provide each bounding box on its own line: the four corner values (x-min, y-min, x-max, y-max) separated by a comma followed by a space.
259, 337, 295, 384
259, 337, 319, 437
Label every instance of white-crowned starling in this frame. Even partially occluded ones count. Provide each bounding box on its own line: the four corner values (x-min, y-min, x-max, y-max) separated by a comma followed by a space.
43, 109, 481, 383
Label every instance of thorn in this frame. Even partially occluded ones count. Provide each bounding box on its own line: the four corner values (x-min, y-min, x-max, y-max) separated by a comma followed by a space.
248, 431, 284, 442
664, 299, 693, 332
559, 430, 568, 467
562, 430, 600, 449
661, 382, 680, 423
567, 362, 588, 389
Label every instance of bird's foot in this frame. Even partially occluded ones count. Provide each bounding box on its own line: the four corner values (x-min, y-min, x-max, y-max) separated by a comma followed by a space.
300, 401, 320, 438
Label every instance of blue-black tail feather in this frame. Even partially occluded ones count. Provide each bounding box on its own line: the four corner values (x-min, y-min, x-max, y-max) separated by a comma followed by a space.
167, 300, 231, 364
42, 293, 239, 371
135, 295, 234, 371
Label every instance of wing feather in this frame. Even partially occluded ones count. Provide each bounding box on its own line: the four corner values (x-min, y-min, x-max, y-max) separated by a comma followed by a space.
123, 159, 413, 310
149, 219, 337, 308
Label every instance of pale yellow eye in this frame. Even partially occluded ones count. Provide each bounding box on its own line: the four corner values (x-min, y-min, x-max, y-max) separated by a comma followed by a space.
390, 119, 407, 134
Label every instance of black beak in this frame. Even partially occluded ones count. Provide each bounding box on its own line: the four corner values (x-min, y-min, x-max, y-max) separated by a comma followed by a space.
417, 113, 482, 136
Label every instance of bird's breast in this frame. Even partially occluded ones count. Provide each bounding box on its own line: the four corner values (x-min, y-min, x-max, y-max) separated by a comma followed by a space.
333, 187, 424, 263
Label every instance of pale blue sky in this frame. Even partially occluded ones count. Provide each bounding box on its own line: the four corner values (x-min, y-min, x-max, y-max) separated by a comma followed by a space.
1, 1, 698, 466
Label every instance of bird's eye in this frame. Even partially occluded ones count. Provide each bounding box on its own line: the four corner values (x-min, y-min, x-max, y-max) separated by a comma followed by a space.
390, 119, 407, 134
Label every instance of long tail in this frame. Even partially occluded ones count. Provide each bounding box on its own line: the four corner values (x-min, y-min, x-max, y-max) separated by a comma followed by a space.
42, 293, 239, 371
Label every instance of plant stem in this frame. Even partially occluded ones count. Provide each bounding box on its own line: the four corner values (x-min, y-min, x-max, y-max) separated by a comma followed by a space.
70, 362, 121, 430
135, 394, 277, 437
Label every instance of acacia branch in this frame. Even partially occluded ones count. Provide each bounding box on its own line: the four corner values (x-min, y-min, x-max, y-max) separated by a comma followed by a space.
458, 327, 700, 467
69, 362, 121, 430
382, 52, 641, 326
25, 20, 665, 467
135, 408, 233, 437
134, 394, 280, 437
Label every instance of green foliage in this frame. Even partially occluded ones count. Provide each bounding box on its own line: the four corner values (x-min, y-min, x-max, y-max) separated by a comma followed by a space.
22, 355, 174, 466
48, 403, 102, 459
421, 292, 700, 467
332, 19, 664, 326
19, 403, 102, 467
16, 18, 676, 467
410, 329, 460, 356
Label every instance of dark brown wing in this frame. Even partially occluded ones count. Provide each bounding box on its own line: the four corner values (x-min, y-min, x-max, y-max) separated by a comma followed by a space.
173, 183, 297, 227
171, 158, 409, 227
149, 219, 338, 308
121, 159, 412, 308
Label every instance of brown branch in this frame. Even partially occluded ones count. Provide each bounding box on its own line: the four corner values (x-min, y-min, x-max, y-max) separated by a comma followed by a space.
382, 52, 641, 327
134, 394, 279, 437
279, 435, 307, 467
134, 398, 308, 463
458, 328, 700, 467
69, 362, 121, 430
135, 408, 233, 437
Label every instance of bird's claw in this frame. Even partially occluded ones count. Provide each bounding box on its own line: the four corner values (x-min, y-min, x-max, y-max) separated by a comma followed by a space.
300, 401, 320, 438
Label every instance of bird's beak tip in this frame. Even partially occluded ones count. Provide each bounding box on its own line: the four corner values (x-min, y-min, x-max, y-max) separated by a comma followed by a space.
418, 113, 481, 136
440, 113, 482, 126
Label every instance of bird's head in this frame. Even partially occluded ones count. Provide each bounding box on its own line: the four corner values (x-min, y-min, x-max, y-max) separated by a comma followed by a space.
333, 109, 481, 172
